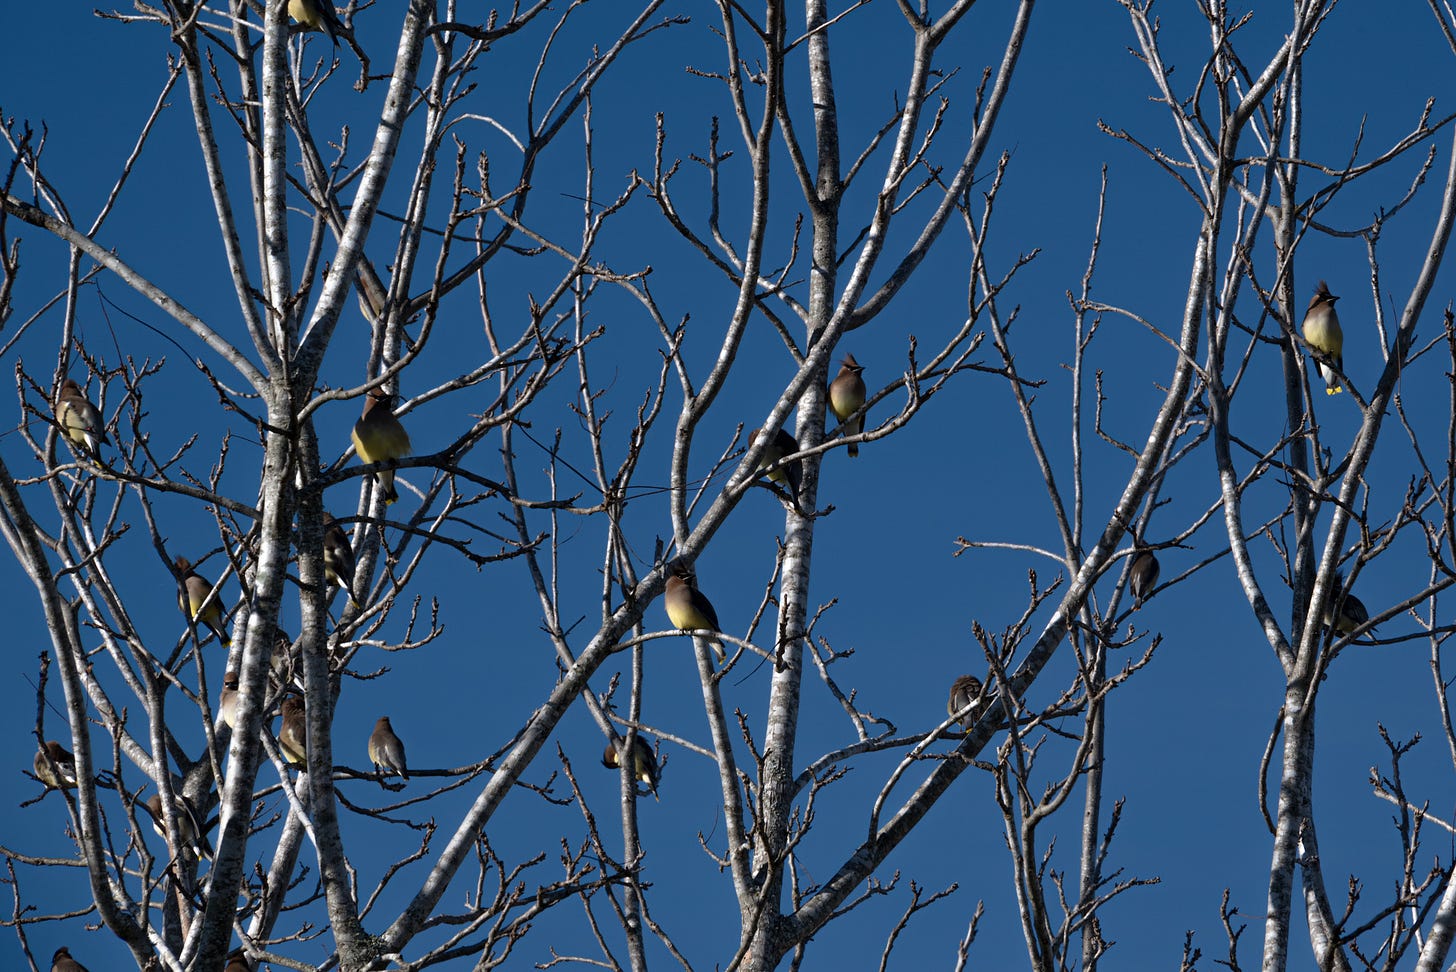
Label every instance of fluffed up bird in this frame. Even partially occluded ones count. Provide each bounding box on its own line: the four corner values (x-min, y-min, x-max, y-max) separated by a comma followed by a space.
664, 565, 725, 664
51, 946, 91, 972
1129, 547, 1160, 608
54, 378, 108, 455
1323, 580, 1372, 637
224, 949, 253, 972
602, 735, 660, 800
748, 426, 802, 498
278, 696, 307, 768
828, 353, 867, 457
287, 0, 342, 44
352, 389, 412, 505
144, 793, 213, 862
34, 740, 78, 789
368, 716, 408, 782
947, 675, 984, 730
322, 513, 359, 606
176, 556, 231, 647
218, 672, 240, 731
1302, 280, 1344, 395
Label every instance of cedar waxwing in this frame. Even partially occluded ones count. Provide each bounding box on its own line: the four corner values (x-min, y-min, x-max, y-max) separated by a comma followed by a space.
748, 427, 802, 497
602, 735, 660, 800
175, 556, 231, 647
271, 628, 297, 686
287, 0, 342, 43
34, 740, 78, 789
1129, 548, 1160, 608
1323, 581, 1372, 636
51, 947, 90, 972
368, 716, 408, 782
664, 568, 725, 663
322, 513, 359, 606
278, 696, 307, 767
1301, 280, 1344, 395
218, 672, 240, 730
351, 389, 412, 505
144, 793, 213, 862
54, 378, 107, 455
828, 353, 867, 457
225, 949, 253, 972
947, 675, 984, 730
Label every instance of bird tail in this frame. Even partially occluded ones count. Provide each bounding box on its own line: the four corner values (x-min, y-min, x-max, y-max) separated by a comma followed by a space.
847, 443, 859, 458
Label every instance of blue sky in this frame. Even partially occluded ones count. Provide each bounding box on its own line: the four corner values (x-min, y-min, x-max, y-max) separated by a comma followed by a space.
2, 1, 1455, 969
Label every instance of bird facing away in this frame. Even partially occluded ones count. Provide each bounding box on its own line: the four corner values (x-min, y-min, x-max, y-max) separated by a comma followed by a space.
218, 672, 240, 731
352, 389, 412, 505
224, 949, 253, 972
1129, 548, 1161, 608
34, 740, 78, 789
749, 427, 802, 498
828, 353, 867, 457
602, 736, 660, 800
322, 513, 359, 606
368, 716, 409, 782
664, 568, 725, 664
175, 556, 231, 647
947, 675, 984, 730
287, 0, 342, 43
1301, 280, 1344, 395
1324, 586, 1372, 636
51, 946, 91, 972
278, 696, 307, 767
144, 793, 213, 862
54, 378, 107, 455
270, 628, 297, 687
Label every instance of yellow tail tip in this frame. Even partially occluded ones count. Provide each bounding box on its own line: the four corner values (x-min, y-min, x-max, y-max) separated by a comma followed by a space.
1327, 386, 1342, 395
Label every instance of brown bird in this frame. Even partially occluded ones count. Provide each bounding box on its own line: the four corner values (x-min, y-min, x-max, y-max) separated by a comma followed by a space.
947, 675, 984, 730
1129, 547, 1160, 608
1301, 280, 1344, 395
224, 949, 253, 972
827, 353, 867, 458
54, 378, 108, 455
51, 946, 91, 972
1322, 575, 1373, 636
664, 566, 725, 664
270, 628, 297, 687
287, 0, 342, 43
748, 426, 802, 497
351, 389, 412, 505
218, 672, 240, 730
322, 513, 359, 606
34, 740, 78, 789
278, 696, 307, 767
175, 556, 231, 647
602, 735, 659, 800
368, 716, 409, 782
144, 793, 213, 862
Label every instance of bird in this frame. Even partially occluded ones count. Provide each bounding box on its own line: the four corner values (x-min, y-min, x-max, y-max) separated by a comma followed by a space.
748, 427, 802, 498
1301, 280, 1344, 395
602, 735, 659, 800
278, 696, 307, 767
54, 378, 107, 455
34, 740, 78, 789
175, 556, 231, 647
1129, 547, 1160, 608
828, 353, 867, 457
368, 716, 409, 782
51, 946, 91, 972
218, 672, 240, 730
287, 0, 342, 44
144, 793, 213, 862
1324, 583, 1372, 636
352, 389, 412, 505
270, 628, 297, 687
664, 566, 725, 664
322, 513, 359, 606
947, 675, 984, 730
224, 949, 253, 972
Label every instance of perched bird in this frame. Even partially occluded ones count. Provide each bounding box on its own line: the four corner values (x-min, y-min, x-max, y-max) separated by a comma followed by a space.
278, 696, 307, 767
748, 427, 802, 498
947, 675, 984, 730
144, 793, 213, 862
828, 353, 867, 457
664, 566, 725, 664
368, 716, 409, 782
602, 735, 659, 800
322, 513, 359, 606
352, 389, 412, 505
224, 949, 253, 972
51, 947, 91, 972
218, 672, 240, 731
1301, 280, 1344, 395
54, 378, 108, 455
176, 556, 231, 647
34, 740, 78, 789
287, 0, 342, 44
1324, 583, 1372, 636
1129, 547, 1160, 608
270, 628, 297, 686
